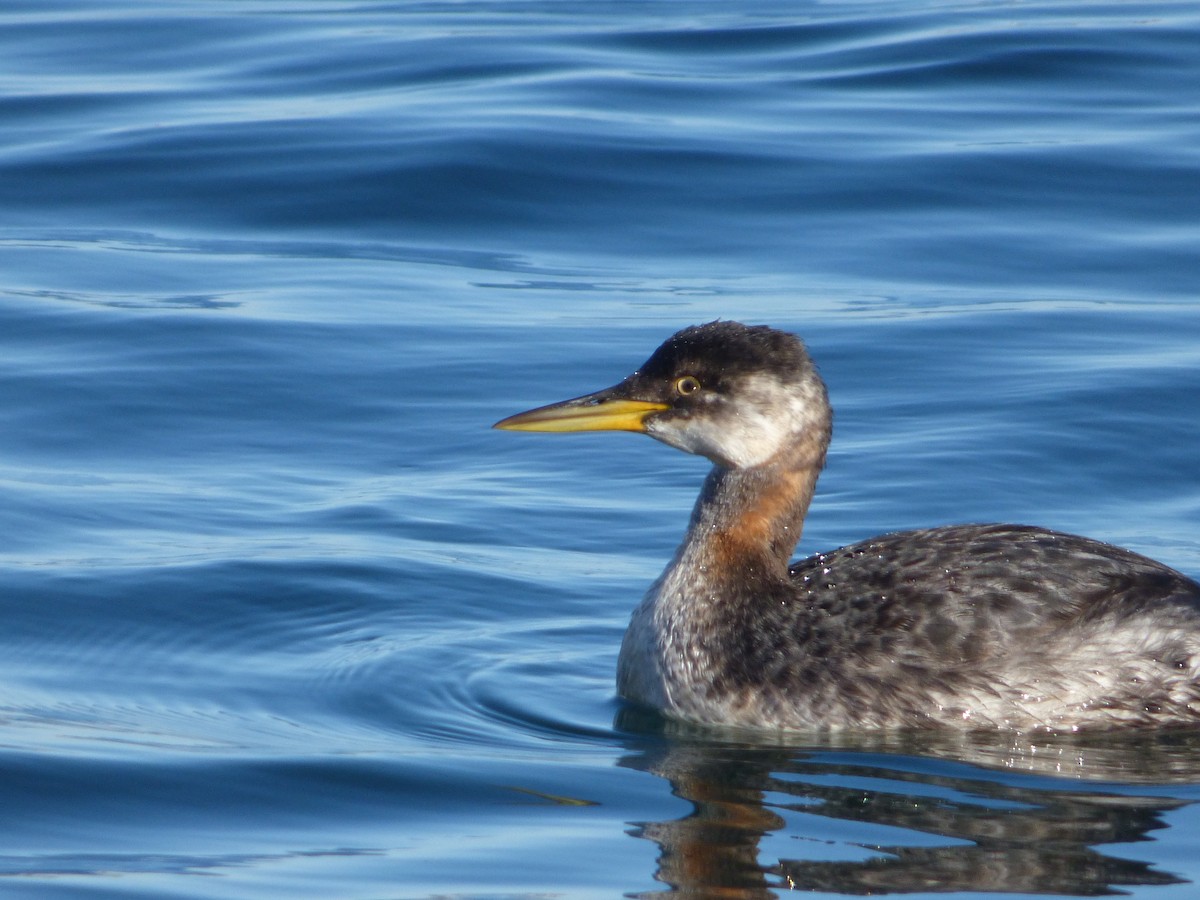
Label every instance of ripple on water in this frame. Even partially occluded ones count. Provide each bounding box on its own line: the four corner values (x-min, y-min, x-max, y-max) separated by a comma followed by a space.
7, 561, 625, 756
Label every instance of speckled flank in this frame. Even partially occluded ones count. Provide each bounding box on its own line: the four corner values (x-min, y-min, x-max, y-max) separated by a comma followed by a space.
623, 518, 1200, 730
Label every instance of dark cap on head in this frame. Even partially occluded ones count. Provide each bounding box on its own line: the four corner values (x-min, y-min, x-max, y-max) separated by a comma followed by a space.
636, 321, 816, 390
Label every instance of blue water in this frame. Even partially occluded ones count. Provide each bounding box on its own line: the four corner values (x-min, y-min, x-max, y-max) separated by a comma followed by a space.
2, 1, 1200, 896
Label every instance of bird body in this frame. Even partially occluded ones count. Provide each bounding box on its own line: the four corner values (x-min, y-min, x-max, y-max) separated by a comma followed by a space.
496, 321, 1200, 731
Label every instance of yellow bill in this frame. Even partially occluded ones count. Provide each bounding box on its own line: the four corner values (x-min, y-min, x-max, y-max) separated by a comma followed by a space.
494, 394, 668, 433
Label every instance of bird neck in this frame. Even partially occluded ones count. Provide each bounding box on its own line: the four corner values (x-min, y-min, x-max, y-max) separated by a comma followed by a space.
683, 453, 820, 578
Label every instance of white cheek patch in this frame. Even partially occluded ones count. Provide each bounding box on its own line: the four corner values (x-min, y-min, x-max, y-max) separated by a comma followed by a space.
673, 410, 783, 469
649, 373, 827, 469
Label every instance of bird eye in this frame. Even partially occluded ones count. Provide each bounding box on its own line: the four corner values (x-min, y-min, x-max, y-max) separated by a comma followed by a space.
674, 375, 702, 396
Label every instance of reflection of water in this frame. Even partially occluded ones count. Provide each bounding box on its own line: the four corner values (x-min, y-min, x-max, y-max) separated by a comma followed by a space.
617, 717, 1198, 897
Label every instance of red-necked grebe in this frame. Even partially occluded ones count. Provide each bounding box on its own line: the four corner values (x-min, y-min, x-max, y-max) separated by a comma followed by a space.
495, 321, 1200, 730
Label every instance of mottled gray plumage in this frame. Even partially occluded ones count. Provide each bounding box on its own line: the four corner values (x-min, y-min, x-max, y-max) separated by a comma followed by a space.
501, 321, 1200, 731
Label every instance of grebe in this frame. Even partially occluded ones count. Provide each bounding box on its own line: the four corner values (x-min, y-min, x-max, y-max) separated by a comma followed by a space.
495, 322, 1200, 730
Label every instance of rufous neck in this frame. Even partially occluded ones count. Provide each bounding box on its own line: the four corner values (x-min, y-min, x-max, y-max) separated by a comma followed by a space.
683, 458, 820, 577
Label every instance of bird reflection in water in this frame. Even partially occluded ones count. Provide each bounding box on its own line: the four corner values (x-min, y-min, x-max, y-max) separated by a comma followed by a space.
617, 718, 1194, 897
